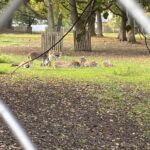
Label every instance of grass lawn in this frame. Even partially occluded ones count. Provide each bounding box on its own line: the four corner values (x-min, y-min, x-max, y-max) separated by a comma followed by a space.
0, 33, 41, 47
0, 33, 150, 130
0, 53, 150, 87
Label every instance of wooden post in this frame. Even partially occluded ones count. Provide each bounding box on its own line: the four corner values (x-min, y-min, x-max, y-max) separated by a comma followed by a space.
41, 27, 63, 53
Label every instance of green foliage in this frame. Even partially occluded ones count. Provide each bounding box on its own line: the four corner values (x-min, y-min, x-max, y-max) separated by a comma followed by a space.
106, 15, 120, 29
103, 11, 109, 19
14, 5, 38, 26
126, 25, 132, 32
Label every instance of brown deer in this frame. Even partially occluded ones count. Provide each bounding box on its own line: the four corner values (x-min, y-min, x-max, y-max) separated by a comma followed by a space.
28, 51, 43, 60
103, 60, 113, 67
11, 61, 32, 68
80, 56, 98, 67
54, 60, 80, 68
28, 50, 61, 67
41, 51, 62, 67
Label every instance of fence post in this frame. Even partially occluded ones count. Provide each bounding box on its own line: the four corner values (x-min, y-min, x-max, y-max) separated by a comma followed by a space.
41, 27, 63, 53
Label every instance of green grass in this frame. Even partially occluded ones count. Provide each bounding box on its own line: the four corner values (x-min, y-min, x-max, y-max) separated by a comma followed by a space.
0, 54, 150, 87
1, 54, 147, 124
0, 33, 41, 47
0, 33, 150, 126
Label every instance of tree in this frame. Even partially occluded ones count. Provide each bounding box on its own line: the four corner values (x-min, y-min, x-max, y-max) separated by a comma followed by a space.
95, 10, 103, 37
69, 0, 96, 51
127, 14, 136, 43
88, 12, 96, 36
94, 0, 114, 37
118, 8, 127, 41
14, 5, 38, 27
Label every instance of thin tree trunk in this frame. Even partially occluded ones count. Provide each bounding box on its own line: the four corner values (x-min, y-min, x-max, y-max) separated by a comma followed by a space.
57, 13, 62, 32
70, 0, 92, 51
46, 0, 55, 32
88, 13, 96, 36
118, 10, 127, 41
70, 0, 78, 29
96, 11, 103, 37
5, 18, 13, 29
127, 15, 136, 43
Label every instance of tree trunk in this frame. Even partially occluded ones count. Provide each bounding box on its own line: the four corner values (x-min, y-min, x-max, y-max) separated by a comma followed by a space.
70, 0, 78, 29
127, 15, 136, 43
73, 30, 91, 51
70, 0, 92, 51
46, 0, 55, 32
118, 10, 127, 41
88, 13, 96, 36
96, 11, 103, 37
5, 18, 13, 29
57, 13, 62, 32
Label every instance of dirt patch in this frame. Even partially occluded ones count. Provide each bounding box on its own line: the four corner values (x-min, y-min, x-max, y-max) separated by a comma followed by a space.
0, 77, 149, 149
0, 37, 150, 57
64, 37, 150, 57
0, 47, 41, 56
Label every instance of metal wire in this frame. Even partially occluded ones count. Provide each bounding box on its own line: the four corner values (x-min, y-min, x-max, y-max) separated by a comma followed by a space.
118, 0, 150, 35
0, 99, 36, 150
0, 0, 24, 30
0, 0, 37, 149
0, 100, 36, 150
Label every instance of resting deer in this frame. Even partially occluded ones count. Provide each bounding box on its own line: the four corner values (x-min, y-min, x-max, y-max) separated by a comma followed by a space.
54, 60, 80, 68
103, 60, 113, 67
11, 61, 32, 68
80, 56, 98, 67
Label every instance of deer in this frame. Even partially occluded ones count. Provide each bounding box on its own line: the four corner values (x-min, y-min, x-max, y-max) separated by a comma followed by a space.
28, 51, 43, 60
28, 50, 61, 67
41, 51, 62, 67
80, 56, 98, 67
103, 59, 113, 67
54, 60, 81, 68
11, 61, 32, 68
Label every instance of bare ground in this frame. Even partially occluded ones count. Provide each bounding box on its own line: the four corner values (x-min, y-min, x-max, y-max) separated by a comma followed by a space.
0, 36, 150, 57
0, 77, 150, 150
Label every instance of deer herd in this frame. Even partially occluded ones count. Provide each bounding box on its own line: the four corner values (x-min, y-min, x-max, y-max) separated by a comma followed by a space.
11, 50, 113, 69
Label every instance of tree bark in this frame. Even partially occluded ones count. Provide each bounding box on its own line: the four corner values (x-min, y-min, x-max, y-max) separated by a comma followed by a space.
127, 15, 136, 43
70, 0, 92, 51
70, 0, 79, 29
88, 13, 96, 36
57, 13, 63, 32
96, 11, 103, 37
118, 10, 127, 41
5, 18, 13, 29
46, 0, 55, 32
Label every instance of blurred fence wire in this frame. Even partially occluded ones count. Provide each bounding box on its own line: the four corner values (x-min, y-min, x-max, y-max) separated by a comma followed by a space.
0, 99, 36, 150
118, 0, 150, 35
0, 0, 23, 30
0, 2, 36, 149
